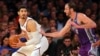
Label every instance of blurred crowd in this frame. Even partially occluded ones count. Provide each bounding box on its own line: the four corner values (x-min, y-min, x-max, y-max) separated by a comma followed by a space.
0, 0, 99, 56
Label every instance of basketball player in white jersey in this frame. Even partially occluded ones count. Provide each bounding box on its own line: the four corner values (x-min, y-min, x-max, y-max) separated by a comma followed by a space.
11, 5, 49, 56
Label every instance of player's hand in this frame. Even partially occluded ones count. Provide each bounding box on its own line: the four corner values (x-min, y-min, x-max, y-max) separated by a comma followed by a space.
10, 43, 18, 48
11, 40, 26, 48
92, 40, 100, 47
40, 29, 46, 36
16, 41, 26, 48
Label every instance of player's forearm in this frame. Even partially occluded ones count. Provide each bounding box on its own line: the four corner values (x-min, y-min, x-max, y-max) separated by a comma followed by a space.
45, 32, 63, 38
25, 31, 41, 46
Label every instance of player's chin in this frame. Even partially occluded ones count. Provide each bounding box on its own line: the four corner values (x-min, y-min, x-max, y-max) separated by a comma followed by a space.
65, 13, 68, 16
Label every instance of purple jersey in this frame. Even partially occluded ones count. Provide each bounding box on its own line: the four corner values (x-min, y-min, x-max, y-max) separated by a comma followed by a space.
71, 13, 98, 56
71, 13, 97, 45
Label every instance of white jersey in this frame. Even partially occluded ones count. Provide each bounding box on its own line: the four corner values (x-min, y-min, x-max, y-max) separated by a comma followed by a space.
20, 17, 41, 32
12, 17, 48, 56
20, 17, 42, 46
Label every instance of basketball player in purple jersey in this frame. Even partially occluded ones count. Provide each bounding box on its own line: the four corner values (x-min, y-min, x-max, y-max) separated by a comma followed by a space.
41, 1, 99, 56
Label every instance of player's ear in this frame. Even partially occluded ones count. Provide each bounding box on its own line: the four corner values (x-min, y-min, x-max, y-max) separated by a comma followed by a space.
70, 8, 73, 12
18, 12, 19, 15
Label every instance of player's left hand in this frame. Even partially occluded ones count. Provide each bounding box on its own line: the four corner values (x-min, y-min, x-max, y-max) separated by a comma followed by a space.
11, 40, 26, 48
92, 40, 100, 47
40, 29, 46, 36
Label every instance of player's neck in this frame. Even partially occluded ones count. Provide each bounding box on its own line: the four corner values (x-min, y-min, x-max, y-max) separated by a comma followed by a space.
19, 17, 27, 21
19, 17, 27, 25
70, 11, 76, 20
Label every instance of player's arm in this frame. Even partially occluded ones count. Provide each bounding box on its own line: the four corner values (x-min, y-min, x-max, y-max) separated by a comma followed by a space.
12, 20, 40, 48
45, 19, 71, 38
77, 13, 96, 28
25, 20, 41, 46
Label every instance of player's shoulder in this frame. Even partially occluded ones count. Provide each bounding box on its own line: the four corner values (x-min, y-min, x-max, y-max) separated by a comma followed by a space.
77, 13, 87, 17
27, 17, 33, 21
27, 17, 36, 24
27, 17, 35, 22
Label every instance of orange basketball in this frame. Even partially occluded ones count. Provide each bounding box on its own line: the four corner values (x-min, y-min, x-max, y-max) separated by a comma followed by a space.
9, 35, 19, 48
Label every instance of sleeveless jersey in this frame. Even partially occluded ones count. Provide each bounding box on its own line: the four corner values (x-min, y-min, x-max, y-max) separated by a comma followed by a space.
17, 17, 42, 56
71, 13, 97, 45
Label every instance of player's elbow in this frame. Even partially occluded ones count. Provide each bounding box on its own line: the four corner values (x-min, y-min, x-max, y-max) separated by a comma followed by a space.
52, 32, 62, 38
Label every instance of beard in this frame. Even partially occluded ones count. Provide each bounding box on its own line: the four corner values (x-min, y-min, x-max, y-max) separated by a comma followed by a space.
68, 10, 71, 16
21, 16, 26, 19
21, 15, 27, 19
66, 10, 71, 18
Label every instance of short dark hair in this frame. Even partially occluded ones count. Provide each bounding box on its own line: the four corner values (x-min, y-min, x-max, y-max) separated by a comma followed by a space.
68, 1, 77, 11
62, 36, 72, 41
18, 5, 28, 11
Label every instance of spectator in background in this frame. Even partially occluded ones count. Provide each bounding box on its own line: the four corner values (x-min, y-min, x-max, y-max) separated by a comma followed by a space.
84, 8, 92, 17
1, 22, 8, 32
96, 19, 100, 33
56, 0, 65, 11
49, 19, 57, 29
0, 0, 7, 18
30, 3, 40, 21
0, 48, 11, 56
81, 0, 92, 9
56, 37, 72, 56
2, 14, 9, 23
38, 12, 45, 24
0, 23, 9, 40
27, 0, 33, 9
0, 33, 18, 54
56, 12, 67, 31
41, 16, 50, 32
90, 14, 97, 22
50, 26, 58, 43
8, 21, 17, 33
77, 2, 84, 13
91, 2, 98, 15
49, 11, 57, 20
50, 27, 57, 32
43, 30, 57, 56
72, 34, 80, 48
38, 0, 47, 11
0, 34, 10, 51
43, 1, 54, 17
70, 45, 80, 56
49, 19, 58, 42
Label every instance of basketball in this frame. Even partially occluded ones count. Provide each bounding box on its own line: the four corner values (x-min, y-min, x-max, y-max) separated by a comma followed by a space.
9, 35, 19, 48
